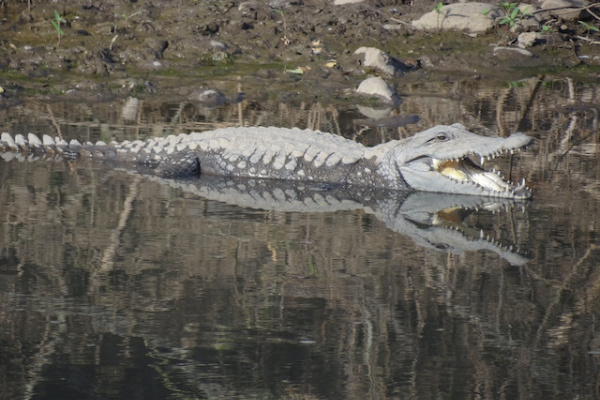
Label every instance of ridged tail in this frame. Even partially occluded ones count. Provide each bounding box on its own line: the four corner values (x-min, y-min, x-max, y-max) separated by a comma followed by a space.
0, 132, 200, 178
0, 132, 110, 161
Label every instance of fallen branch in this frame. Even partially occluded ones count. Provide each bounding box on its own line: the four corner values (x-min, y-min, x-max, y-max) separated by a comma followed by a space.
575, 35, 600, 44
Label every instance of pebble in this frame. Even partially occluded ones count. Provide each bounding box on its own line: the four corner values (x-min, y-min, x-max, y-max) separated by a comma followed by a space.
356, 77, 399, 105
354, 47, 405, 77
518, 32, 540, 49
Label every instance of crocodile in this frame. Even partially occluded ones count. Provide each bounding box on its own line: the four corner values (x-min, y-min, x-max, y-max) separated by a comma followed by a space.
0, 123, 533, 199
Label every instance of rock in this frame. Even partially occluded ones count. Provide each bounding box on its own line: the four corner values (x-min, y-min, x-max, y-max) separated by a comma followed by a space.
354, 47, 409, 77
355, 76, 399, 105
211, 51, 230, 63
501, 4, 541, 32
210, 40, 228, 50
74, 80, 103, 91
382, 24, 403, 31
493, 46, 534, 59
121, 97, 140, 122
411, 2, 503, 33
516, 3, 540, 17
194, 89, 227, 108
356, 105, 393, 120
510, 18, 541, 33
517, 32, 540, 48
539, 0, 587, 20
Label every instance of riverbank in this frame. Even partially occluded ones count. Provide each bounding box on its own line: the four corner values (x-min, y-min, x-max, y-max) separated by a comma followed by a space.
0, 0, 598, 106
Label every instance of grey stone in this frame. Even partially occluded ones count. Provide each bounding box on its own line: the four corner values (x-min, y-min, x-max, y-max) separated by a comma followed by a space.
493, 46, 535, 58
356, 105, 393, 120
517, 32, 540, 48
411, 2, 503, 33
121, 97, 140, 121
539, 0, 587, 20
382, 24, 403, 31
197, 89, 227, 108
354, 47, 406, 77
209, 40, 228, 50
355, 77, 399, 104
510, 18, 541, 33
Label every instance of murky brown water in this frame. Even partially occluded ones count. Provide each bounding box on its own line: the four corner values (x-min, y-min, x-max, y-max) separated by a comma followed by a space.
1, 76, 599, 399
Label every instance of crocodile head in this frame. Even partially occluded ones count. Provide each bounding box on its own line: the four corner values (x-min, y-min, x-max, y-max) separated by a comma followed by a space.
392, 124, 533, 199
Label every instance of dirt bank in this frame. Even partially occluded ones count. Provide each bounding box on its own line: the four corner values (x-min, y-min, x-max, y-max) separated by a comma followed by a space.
0, 0, 599, 105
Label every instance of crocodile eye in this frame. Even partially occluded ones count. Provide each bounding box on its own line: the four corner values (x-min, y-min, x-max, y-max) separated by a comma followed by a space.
428, 133, 449, 143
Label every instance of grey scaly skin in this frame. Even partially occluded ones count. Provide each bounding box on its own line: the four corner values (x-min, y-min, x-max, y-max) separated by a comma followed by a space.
0, 123, 533, 199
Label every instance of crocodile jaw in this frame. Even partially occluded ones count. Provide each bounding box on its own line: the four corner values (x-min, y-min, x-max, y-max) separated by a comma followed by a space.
432, 157, 530, 199
401, 155, 531, 199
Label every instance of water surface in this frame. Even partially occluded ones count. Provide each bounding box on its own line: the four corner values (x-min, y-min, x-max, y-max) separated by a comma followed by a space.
0, 77, 599, 399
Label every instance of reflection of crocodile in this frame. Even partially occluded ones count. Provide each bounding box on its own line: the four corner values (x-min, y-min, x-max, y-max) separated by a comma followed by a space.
159, 175, 530, 265
0, 124, 532, 198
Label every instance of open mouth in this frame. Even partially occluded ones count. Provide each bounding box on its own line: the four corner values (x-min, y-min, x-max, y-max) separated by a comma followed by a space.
433, 156, 530, 199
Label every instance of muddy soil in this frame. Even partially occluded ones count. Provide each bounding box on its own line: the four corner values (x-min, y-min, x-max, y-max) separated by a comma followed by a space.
0, 0, 598, 105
